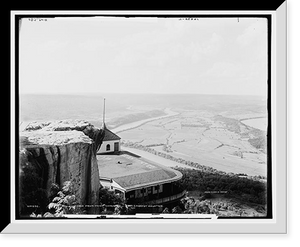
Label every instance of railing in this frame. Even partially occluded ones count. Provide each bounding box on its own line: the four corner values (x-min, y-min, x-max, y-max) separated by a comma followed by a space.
99, 177, 112, 183
144, 190, 186, 205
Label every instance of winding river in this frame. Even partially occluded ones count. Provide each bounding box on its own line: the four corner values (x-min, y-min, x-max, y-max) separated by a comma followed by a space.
241, 117, 268, 131
111, 108, 179, 134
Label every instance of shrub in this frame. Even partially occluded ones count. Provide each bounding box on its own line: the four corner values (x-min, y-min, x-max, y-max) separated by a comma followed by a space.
48, 181, 80, 217
174, 168, 267, 205
99, 187, 125, 206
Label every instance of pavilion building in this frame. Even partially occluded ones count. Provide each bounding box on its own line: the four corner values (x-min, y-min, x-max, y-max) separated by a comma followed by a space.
97, 99, 185, 209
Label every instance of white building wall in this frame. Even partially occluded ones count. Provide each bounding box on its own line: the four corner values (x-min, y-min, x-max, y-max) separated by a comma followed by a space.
100, 178, 125, 192
99, 178, 126, 199
98, 140, 120, 154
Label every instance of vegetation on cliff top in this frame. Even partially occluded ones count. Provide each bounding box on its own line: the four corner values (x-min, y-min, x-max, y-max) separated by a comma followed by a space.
174, 167, 267, 205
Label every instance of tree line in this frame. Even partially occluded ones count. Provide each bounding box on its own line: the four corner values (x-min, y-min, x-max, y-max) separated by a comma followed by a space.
173, 167, 267, 205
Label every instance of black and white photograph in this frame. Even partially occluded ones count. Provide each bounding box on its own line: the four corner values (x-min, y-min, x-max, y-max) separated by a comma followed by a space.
5, 6, 287, 234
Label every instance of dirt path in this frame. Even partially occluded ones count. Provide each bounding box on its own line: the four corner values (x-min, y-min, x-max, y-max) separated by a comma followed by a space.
121, 146, 198, 170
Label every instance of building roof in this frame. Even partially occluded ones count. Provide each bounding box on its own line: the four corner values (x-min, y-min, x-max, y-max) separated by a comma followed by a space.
102, 124, 121, 141
97, 151, 182, 191
113, 170, 177, 190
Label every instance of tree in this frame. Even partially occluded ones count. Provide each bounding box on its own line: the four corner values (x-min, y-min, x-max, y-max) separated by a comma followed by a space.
98, 187, 126, 214
172, 206, 183, 214
180, 196, 214, 214
48, 181, 80, 217
99, 188, 125, 206
113, 204, 128, 215
19, 151, 49, 216
162, 207, 170, 214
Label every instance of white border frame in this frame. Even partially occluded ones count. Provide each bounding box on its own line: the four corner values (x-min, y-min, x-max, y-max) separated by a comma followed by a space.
5, 5, 287, 233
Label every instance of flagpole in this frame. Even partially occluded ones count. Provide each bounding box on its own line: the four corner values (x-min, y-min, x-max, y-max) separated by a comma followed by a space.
103, 98, 106, 127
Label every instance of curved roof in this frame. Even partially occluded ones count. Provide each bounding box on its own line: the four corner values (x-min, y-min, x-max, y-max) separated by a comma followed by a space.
97, 151, 182, 191
113, 169, 181, 191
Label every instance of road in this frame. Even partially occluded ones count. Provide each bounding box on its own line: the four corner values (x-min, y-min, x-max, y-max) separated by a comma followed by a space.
121, 146, 198, 170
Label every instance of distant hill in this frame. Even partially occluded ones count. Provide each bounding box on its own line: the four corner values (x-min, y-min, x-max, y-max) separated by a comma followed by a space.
20, 93, 266, 127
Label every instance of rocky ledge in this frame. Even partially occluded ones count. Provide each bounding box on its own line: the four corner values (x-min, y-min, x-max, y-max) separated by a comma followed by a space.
19, 120, 104, 216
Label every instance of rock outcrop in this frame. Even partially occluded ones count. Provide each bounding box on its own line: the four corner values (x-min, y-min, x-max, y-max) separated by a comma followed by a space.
19, 120, 104, 216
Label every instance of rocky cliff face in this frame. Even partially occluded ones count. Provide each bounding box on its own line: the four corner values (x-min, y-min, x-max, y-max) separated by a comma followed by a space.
19, 120, 104, 216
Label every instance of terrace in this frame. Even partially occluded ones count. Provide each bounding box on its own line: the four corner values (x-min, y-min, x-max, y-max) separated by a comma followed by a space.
97, 150, 184, 205
97, 151, 182, 191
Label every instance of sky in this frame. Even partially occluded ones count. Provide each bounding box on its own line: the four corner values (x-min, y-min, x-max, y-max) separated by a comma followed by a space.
19, 16, 267, 96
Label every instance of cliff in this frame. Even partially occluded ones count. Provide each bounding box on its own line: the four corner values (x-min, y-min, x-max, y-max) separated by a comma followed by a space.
19, 120, 104, 216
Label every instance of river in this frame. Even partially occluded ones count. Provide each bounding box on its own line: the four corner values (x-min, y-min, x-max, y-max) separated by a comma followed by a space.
241, 117, 267, 131
111, 108, 179, 134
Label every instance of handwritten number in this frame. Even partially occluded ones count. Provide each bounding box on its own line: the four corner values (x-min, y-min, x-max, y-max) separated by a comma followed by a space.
29, 18, 47, 22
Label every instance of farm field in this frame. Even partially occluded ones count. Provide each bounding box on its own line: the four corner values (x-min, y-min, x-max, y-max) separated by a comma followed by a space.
119, 110, 267, 177
20, 93, 267, 177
